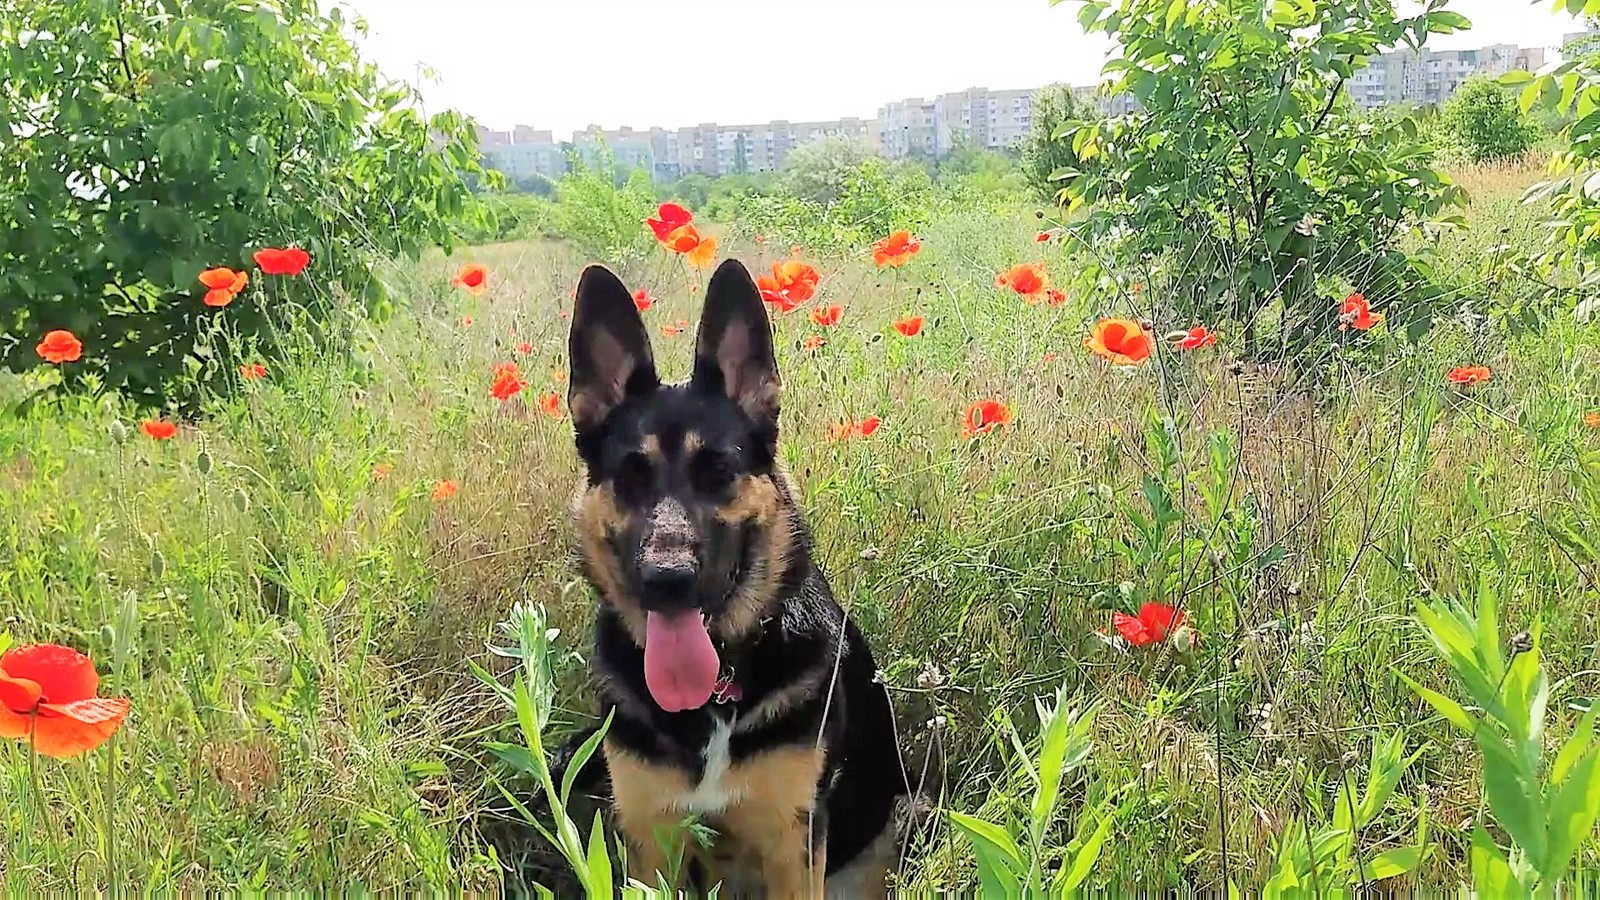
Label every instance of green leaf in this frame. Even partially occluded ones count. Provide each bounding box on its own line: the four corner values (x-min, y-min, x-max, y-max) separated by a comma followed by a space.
1397, 672, 1478, 734
1553, 705, 1598, 786
1476, 730, 1547, 864
561, 710, 615, 808
1357, 846, 1423, 882
1056, 811, 1114, 895
585, 810, 614, 898
948, 812, 1024, 898
1543, 745, 1600, 878
1470, 821, 1520, 895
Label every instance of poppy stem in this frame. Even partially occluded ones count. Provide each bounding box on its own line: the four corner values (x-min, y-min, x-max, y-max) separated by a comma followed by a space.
27, 721, 61, 849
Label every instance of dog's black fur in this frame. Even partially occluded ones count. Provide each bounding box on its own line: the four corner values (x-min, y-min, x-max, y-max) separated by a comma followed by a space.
564, 259, 904, 893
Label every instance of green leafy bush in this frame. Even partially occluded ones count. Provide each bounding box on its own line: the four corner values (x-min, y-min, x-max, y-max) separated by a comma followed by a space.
1409, 581, 1600, 894
730, 156, 946, 253
1441, 77, 1539, 163
0, 0, 491, 409
1506, 5, 1600, 320
1053, 0, 1470, 354
550, 144, 658, 262
1020, 83, 1096, 203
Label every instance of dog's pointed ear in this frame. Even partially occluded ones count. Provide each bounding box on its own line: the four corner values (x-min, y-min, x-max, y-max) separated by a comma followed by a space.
692, 259, 780, 432
568, 265, 659, 432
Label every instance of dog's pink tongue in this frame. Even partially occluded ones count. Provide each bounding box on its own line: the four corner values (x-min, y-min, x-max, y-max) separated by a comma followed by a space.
643, 610, 720, 712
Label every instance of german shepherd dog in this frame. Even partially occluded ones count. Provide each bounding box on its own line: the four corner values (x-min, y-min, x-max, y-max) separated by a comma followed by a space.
565, 259, 904, 896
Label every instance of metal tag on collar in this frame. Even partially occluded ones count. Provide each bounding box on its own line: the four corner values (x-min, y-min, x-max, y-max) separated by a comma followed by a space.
712, 665, 742, 704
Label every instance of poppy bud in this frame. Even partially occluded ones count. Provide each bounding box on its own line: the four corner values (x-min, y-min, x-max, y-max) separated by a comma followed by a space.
197, 450, 213, 476
99, 624, 116, 647
1117, 580, 1135, 599
859, 546, 880, 560
108, 419, 129, 443
150, 549, 166, 579
1170, 624, 1195, 653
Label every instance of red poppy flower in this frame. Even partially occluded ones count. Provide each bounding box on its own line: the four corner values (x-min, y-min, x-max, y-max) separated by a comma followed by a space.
753, 234, 766, 244
452, 263, 489, 296
36, 330, 83, 364
664, 225, 719, 268
1586, 411, 1600, 428
802, 335, 826, 351
1045, 289, 1068, 307
551, 369, 567, 384
199, 267, 248, 307
432, 480, 458, 502
239, 363, 268, 380
811, 305, 844, 327
490, 361, 527, 401
1175, 326, 1217, 350
646, 202, 693, 241
758, 260, 821, 312
633, 288, 655, 312
1042, 352, 1058, 365
662, 320, 688, 338
538, 392, 564, 419
961, 400, 1012, 438
252, 247, 311, 276
858, 416, 881, 437
1447, 365, 1492, 385
0, 643, 130, 758
1084, 318, 1152, 366
996, 263, 1049, 300
893, 316, 924, 337
515, 341, 533, 355
1035, 231, 1052, 243
1339, 293, 1383, 331
461, 315, 474, 327
1111, 602, 1185, 648
872, 231, 921, 268
826, 421, 856, 442
141, 420, 177, 440
373, 462, 395, 481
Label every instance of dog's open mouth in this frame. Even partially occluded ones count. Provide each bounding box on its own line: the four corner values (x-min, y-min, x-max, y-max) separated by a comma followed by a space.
642, 610, 720, 712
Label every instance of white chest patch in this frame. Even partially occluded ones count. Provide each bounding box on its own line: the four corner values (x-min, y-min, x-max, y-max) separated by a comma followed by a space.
678, 715, 741, 814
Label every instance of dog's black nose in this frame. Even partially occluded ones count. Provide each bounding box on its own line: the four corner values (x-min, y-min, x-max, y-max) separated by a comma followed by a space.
641, 562, 698, 607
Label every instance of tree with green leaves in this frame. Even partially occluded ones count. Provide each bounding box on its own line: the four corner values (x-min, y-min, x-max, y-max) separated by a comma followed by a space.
1442, 76, 1539, 162
1, 0, 491, 409
1051, 0, 1471, 356
1020, 83, 1095, 202
1504, 0, 1600, 320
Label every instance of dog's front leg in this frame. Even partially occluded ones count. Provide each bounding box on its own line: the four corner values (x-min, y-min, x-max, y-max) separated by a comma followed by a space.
720, 745, 829, 899
605, 742, 692, 887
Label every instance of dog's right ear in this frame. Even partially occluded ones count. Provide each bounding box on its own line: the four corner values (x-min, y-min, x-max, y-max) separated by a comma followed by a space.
568, 265, 659, 432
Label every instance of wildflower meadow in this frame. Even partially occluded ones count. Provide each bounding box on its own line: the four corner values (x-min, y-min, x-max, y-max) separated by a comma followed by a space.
5, 0, 1600, 895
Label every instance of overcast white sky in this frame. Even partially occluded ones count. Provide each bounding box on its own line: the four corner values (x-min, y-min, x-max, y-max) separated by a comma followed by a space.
338, 0, 1585, 136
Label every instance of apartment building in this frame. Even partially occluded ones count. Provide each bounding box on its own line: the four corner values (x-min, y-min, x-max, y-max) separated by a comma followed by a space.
878, 97, 937, 159
571, 126, 655, 175
478, 126, 565, 182
1348, 43, 1547, 109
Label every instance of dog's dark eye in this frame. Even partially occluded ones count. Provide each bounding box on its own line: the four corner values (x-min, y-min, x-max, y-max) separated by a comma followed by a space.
690, 450, 737, 495
613, 452, 654, 505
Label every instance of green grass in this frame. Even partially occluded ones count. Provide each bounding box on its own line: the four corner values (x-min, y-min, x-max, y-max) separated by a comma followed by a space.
3, 157, 1598, 893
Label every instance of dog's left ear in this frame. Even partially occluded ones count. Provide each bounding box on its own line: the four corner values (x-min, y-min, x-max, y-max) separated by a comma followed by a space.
692, 259, 780, 433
